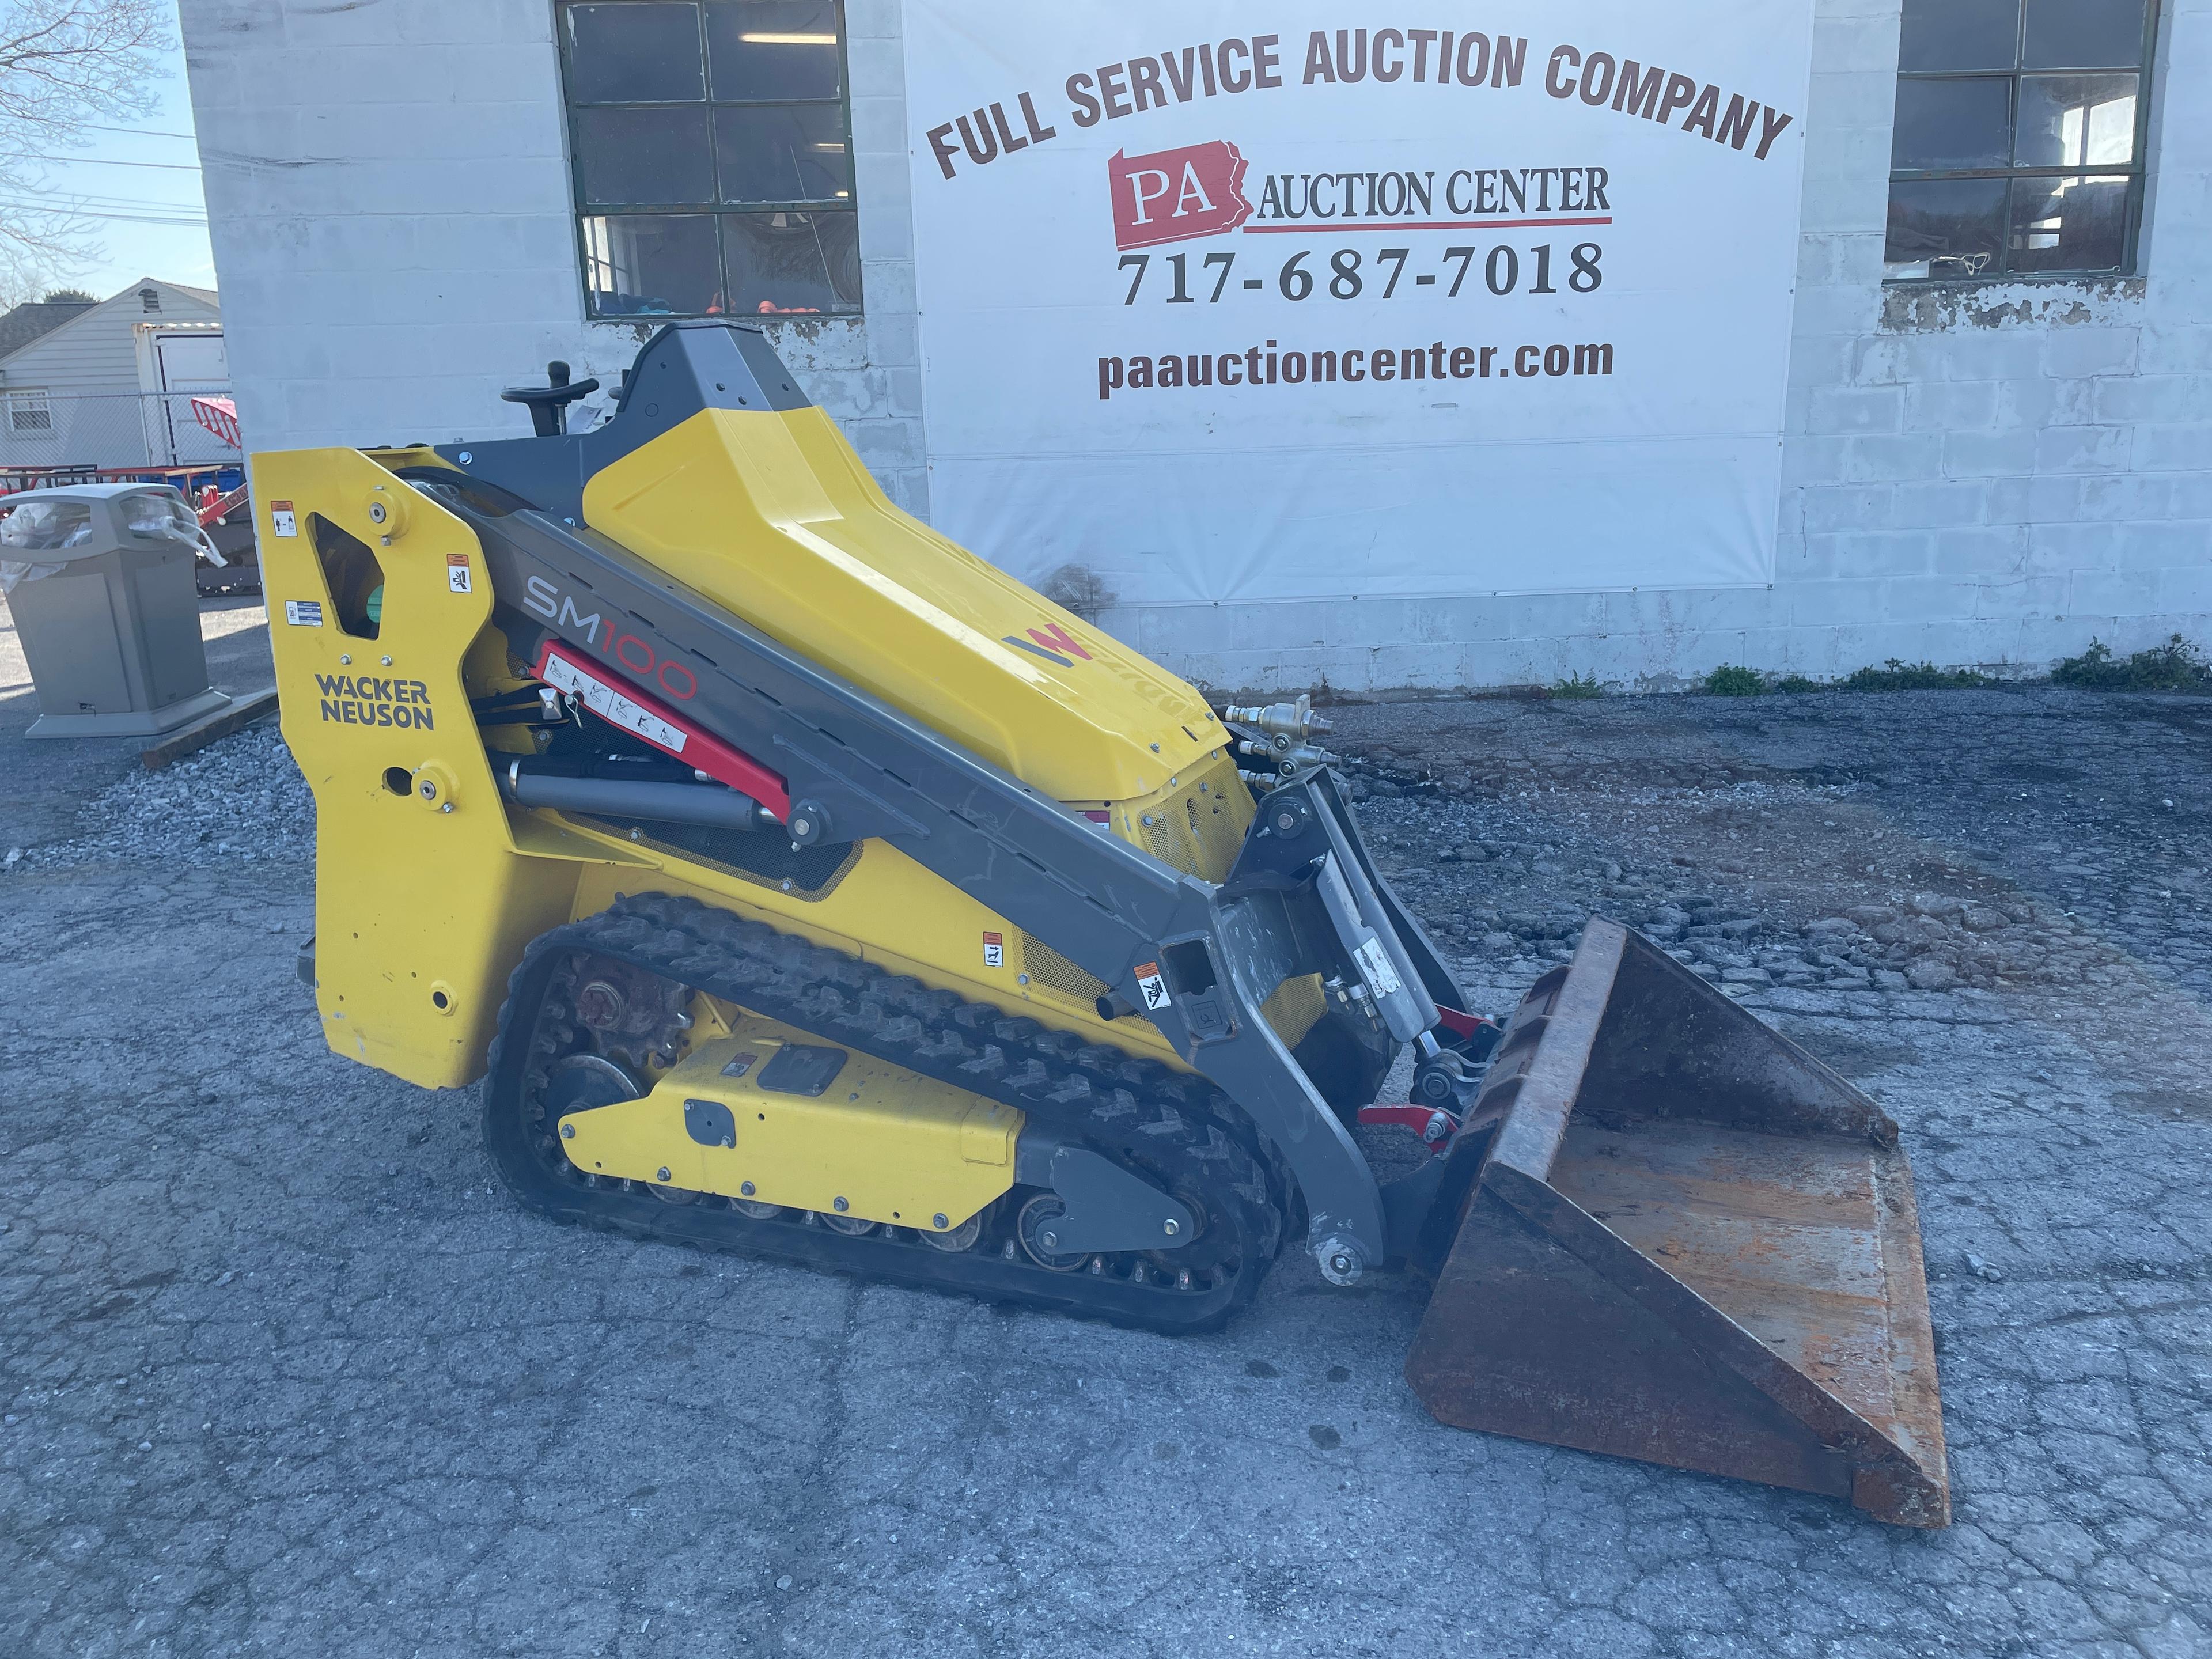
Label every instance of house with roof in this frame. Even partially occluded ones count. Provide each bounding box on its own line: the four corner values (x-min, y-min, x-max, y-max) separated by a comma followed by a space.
0, 279, 225, 481
0, 291, 97, 359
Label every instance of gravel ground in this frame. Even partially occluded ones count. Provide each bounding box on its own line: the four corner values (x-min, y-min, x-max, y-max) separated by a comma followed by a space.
13, 724, 313, 869
2, 687, 2209, 1658
1335, 686, 2209, 1008
0, 590, 276, 854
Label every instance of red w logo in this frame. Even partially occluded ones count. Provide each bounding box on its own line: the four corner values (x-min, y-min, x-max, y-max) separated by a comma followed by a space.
1028, 623, 1092, 661
1002, 620, 1095, 668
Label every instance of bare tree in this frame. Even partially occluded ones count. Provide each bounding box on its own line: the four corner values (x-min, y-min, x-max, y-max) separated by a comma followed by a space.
0, 2, 169, 301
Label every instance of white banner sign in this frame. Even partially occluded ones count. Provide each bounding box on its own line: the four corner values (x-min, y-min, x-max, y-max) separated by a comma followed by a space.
902, 4, 1815, 606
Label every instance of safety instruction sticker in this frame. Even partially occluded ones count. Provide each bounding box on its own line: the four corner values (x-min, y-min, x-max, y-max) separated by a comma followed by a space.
982, 931, 1005, 968
1354, 937, 1403, 998
1134, 960, 1171, 1011
284, 599, 323, 627
446, 553, 472, 593
270, 501, 297, 537
541, 652, 688, 754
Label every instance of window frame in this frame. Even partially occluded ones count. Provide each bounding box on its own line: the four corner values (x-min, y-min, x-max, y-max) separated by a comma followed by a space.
1884, 0, 2161, 284
552, 0, 861, 320
6, 389, 54, 436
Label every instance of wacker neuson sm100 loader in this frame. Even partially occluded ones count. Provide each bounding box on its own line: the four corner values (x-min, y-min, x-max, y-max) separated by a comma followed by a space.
259, 323, 1948, 1525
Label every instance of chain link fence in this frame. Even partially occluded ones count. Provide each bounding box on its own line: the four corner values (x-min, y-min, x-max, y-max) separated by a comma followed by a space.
0, 389, 244, 494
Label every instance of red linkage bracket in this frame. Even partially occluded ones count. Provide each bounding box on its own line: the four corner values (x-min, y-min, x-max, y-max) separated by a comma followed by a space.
535, 642, 791, 820
1433, 1005, 1497, 1041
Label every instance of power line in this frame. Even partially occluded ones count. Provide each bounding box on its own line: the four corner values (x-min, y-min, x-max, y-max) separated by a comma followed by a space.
1, 186, 207, 210
18, 154, 201, 172
1, 179, 202, 204
78, 123, 199, 141
0, 171, 202, 207
0, 198, 207, 226
0, 209, 208, 226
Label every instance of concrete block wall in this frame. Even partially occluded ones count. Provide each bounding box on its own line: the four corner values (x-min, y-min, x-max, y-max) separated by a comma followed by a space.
179, 0, 2209, 693
1756, 0, 2212, 689
176, 0, 929, 515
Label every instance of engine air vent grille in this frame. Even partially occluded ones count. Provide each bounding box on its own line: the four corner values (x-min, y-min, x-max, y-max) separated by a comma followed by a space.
1018, 931, 1111, 1003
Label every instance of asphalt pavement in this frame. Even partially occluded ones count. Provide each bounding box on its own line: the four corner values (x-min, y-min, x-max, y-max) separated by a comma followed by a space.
2, 680, 2207, 1657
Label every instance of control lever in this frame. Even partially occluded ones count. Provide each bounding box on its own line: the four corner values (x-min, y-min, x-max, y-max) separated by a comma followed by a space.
501, 359, 602, 437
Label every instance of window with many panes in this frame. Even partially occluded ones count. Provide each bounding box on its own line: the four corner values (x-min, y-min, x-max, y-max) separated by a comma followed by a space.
556, 1, 861, 319
1885, 0, 2157, 281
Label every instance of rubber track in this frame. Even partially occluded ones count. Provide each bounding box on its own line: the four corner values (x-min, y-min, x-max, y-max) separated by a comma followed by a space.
481, 892, 1289, 1334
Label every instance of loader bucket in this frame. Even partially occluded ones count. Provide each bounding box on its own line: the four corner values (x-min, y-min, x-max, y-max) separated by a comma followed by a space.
1406, 920, 1949, 1527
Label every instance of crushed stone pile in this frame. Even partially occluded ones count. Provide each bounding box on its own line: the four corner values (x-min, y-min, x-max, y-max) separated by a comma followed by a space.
11, 724, 314, 869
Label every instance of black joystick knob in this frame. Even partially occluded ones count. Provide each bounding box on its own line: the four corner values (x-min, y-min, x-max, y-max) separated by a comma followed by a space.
500, 359, 603, 437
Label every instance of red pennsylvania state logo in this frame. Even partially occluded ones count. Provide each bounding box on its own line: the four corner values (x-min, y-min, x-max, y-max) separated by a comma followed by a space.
1108, 139, 1254, 249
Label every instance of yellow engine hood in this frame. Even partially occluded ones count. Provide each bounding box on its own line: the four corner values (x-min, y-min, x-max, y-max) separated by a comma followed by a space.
582, 407, 1221, 804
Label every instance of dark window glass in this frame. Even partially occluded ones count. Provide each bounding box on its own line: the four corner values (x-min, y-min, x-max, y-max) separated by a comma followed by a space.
581, 214, 724, 315
1887, 0, 2156, 280
1892, 77, 2013, 169
558, 0, 859, 319
575, 107, 717, 206
2014, 73, 2137, 165
720, 211, 862, 316
1899, 0, 2020, 70
715, 104, 851, 202
2009, 173, 2130, 270
563, 3, 704, 103
2023, 0, 2148, 67
1886, 179, 2008, 276
707, 1, 842, 99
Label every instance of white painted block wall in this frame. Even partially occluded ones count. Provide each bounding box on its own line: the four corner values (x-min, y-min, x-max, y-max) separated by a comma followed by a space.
177, 0, 929, 516
180, 0, 2211, 693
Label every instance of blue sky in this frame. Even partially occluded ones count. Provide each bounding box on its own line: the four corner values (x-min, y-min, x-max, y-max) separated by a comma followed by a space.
29, 25, 215, 301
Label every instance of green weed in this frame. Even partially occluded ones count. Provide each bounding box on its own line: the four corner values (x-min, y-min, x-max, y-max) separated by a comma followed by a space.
1550, 671, 1607, 699
1701, 664, 1767, 696
2052, 634, 2212, 692
1840, 658, 1991, 691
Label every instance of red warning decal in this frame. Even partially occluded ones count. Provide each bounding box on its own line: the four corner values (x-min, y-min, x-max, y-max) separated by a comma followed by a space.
535, 641, 790, 819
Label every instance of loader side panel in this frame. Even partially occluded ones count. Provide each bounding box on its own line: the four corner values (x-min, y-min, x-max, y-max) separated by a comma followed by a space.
255, 448, 582, 1087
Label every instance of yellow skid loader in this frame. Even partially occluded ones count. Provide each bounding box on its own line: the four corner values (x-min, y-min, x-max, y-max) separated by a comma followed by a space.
259, 325, 1948, 1526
